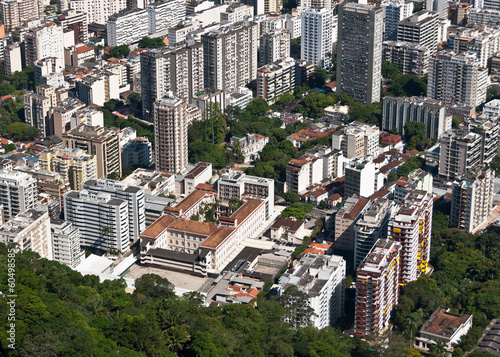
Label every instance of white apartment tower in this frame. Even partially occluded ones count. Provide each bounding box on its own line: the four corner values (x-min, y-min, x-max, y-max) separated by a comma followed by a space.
0, 171, 37, 220
153, 93, 188, 174
450, 166, 494, 233
82, 179, 145, 242
64, 190, 130, 253
428, 51, 488, 108
301, 8, 334, 69
337, 2, 384, 104
140, 42, 204, 121
426, 0, 449, 19
202, 22, 259, 92
147, 0, 186, 34
107, 9, 149, 47
69, 0, 127, 25
50, 218, 83, 268
24, 23, 65, 69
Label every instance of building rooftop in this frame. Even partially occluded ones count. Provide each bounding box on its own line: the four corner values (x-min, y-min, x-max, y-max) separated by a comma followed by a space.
420, 307, 473, 339
140, 215, 176, 239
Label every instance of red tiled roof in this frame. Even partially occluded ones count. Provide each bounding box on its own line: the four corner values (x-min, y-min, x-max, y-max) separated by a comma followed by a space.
344, 198, 369, 220
271, 216, 304, 232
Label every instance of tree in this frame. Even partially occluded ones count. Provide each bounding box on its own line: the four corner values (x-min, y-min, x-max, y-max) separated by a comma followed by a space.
319, 200, 327, 209
164, 325, 191, 352
138, 36, 165, 49
134, 274, 174, 300
279, 286, 315, 330
228, 198, 243, 213
107, 45, 130, 58
128, 92, 141, 104
452, 115, 464, 129
406, 309, 424, 344
7, 122, 40, 141
283, 191, 300, 204
387, 171, 398, 183
404, 121, 426, 146
382, 60, 399, 79
309, 67, 328, 88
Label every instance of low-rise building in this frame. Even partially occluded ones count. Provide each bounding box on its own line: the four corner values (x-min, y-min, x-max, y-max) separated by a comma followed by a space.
332, 121, 379, 159
229, 133, 269, 164
270, 216, 305, 244
122, 168, 175, 196
184, 162, 213, 195
415, 307, 473, 353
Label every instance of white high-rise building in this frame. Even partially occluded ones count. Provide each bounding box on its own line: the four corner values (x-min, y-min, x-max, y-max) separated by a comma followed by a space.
107, 9, 149, 47
426, 0, 448, 19
451, 166, 494, 233
0, 171, 37, 220
301, 8, 334, 68
278, 253, 346, 329
147, 0, 186, 34
0, 210, 52, 260
337, 2, 384, 104
24, 23, 64, 69
69, 0, 127, 25
50, 218, 84, 268
82, 179, 145, 242
64, 190, 130, 253
428, 51, 488, 108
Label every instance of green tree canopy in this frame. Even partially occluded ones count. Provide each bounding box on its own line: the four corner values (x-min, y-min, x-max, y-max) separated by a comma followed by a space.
138, 36, 165, 49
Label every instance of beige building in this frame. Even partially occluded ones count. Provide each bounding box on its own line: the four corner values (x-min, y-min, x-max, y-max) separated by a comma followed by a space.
0, 0, 44, 30
63, 124, 121, 179
0, 210, 52, 260
334, 195, 370, 252
153, 94, 188, 174
24, 85, 58, 137
39, 147, 97, 190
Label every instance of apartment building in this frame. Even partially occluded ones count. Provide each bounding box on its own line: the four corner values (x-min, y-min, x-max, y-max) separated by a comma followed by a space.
39, 147, 97, 190
451, 166, 494, 233
355, 239, 402, 337
278, 254, 346, 329
153, 94, 188, 174
63, 124, 122, 179
121, 137, 152, 169
50, 218, 83, 268
259, 29, 291, 65
256, 57, 295, 104
82, 179, 145, 242
0, 210, 52, 259
397, 10, 439, 56
388, 189, 433, 284
337, 3, 384, 104
345, 158, 384, 199
469, 8, 500, 26
470, 118, 499, 167
354, 198, 395, 270
427, 51, 488, 108
140, 42, 204, 121
394, 168, 433, 203
286, 155, 320, 194
301, 8, 333, 69
382, 96, 451, 139
220, 4, 253, 22
426, 0, 448, 19
284, 14, 301, 39
0, 0, 43, 30
107, 9, 149, 47
382, 41, 430, 77
438, 130, 482, 179
64, 190, 130, 253
218, 169, 274, 219
54, 10, 88, 44
202, 21, 259, 92
24, 85, 58, 137
24, 23, 65, 69
334, 195, 370, 252
4, 43, 23, 77
229, 133, 269, 164
381, 0, 413, 41
0, 170, 37, 220
147, 0, 185, 35
332, 121, 379, 159
69, 0, 127, 25
447, 27, 500, 68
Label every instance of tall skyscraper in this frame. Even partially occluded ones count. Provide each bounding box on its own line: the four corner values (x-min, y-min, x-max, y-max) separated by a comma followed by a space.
451, 166, 494, 233
24, 85, 58, 137
337, 2, 384, 104
153, 93, 188, 174
141, 42, 204, 121
24, 23, 65, 69
0, 171, 37, 220
426, 0, 449, 19
301, 8, 334, 68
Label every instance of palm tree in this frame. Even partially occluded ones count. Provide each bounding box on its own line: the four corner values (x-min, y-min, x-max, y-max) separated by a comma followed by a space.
164, 325, 191, 352
429, 340, 448, 357
102, 225, 112, 253
406, 309, 424, 346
